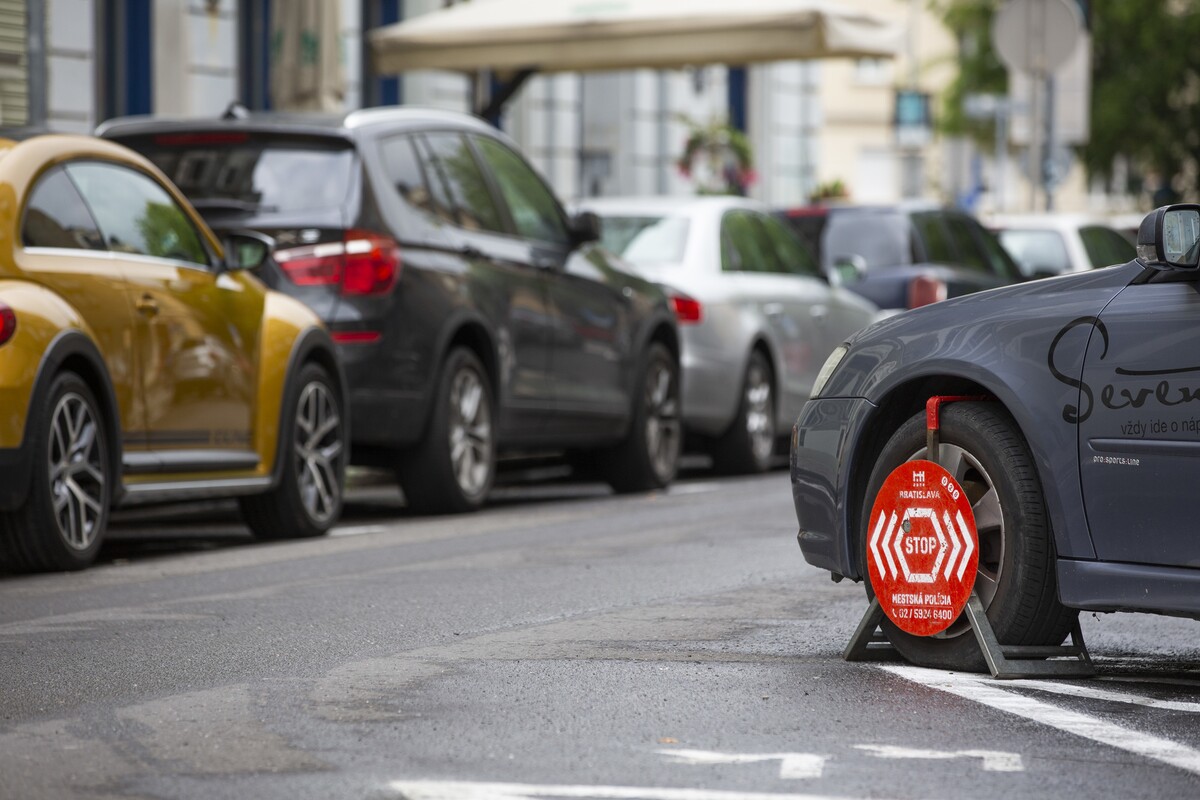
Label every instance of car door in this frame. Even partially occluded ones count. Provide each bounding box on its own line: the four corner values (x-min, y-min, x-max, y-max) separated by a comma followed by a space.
16, 166, 144, 450
721, 209, 825, 425
419, 131, 554, 440
66, 161, 261, 472
470, 134, 631, 436
1076, 271, 1200, 568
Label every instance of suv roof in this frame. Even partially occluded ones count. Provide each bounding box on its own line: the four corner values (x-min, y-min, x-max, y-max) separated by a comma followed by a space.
96, 105, 496, 141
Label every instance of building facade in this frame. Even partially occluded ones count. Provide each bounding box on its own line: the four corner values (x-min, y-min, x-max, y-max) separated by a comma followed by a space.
3, 0, 1102, 213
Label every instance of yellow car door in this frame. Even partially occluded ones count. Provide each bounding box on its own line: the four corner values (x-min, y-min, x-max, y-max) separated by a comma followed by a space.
16, 165, 142, 440
65, 161, 263, 475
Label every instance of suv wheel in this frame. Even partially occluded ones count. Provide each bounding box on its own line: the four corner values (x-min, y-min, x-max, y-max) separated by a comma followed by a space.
399, 346, 495, 514
600, 342, 681, 493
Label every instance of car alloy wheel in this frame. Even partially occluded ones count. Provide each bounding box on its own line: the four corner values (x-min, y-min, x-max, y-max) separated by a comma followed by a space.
48, 391, 107, 552
447, 364, 493, 498
902, 441, 1003, 640
744, 358, 774, 466
294, 380, 343, 525
642, 355, 682, 484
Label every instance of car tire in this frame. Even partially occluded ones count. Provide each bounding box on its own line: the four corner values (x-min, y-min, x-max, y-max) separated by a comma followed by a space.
598, 342, 681, 493
399, 346, 495, 514
0, 372, 110, 572
712, 349, 775, 475
241, 362, 345, 539
861, 402, 1077, 671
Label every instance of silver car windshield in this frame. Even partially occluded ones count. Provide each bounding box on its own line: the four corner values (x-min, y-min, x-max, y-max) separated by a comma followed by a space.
604, 215, 690, 266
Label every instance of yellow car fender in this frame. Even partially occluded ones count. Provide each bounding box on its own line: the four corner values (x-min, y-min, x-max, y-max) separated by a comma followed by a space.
0, 279, 110, 450
253, 290, 345, 480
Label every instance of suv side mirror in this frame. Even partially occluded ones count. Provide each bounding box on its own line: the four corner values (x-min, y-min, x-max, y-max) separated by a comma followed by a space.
830, 253, 866, 286
570, 211, 602, 246
1137, 204, 1200, 270
223, 230, 274, 271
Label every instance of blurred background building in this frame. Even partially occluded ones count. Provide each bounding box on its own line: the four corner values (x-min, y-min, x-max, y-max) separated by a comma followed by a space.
0, 0, 1142, 214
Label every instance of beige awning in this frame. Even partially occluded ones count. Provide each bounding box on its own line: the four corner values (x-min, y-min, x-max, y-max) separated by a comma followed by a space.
369, 0, 903, 76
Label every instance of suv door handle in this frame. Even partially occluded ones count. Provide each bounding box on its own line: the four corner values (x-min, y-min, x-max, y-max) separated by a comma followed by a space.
763, 302, 785, 317
532, 255, 559, 271
135, 294, 159, 316
810, 304, 829, 322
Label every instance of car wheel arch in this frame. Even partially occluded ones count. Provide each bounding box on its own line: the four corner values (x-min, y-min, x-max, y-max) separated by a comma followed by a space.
846, 375, 1029, 580
28, 332, 123, 505
442, 319, 499, 406
275, 327, 349, 485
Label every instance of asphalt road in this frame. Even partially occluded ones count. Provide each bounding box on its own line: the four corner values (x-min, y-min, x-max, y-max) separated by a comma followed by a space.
1, 466, 1199, 800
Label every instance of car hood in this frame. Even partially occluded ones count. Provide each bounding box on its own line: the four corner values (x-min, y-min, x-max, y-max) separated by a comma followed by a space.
821, 260, 1146, 400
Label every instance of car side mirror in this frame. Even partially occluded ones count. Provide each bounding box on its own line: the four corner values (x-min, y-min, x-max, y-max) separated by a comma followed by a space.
570, 211, 602, 246
1137, 204, 1200, 270
830, 253, 866, 286
223, 230, 274, 271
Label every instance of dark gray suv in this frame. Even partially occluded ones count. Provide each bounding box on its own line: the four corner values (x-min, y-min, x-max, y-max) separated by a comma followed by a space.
100, 108, 681, 513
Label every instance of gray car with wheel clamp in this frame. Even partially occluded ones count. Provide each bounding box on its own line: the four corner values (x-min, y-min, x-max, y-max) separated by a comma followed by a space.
790, 204, 1200, 671
101, 107, 683, 512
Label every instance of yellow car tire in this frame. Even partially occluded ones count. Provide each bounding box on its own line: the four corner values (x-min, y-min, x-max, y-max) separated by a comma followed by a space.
0, 371, 112, 572
240, 362, 344, 539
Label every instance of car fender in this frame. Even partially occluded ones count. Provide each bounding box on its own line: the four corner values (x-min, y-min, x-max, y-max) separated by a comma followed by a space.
255, 292, 346, 483
833, 265, 1143, 568
0, 315, 120, 510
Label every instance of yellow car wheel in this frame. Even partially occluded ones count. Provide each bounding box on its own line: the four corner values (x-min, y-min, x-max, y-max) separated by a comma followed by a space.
0, 372, 111, 572
240, 362, 344, 539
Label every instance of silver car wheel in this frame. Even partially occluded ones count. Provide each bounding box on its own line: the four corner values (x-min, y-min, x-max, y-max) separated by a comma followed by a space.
48, 392, 106, 551
909, 442, 1005, 639
294, 381, 343, 525
448, 366, 493, 498
745, 360, 774, 464
643, 358, 682, 482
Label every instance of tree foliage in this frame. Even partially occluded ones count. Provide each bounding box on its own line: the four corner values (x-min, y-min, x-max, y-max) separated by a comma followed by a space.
932, 0, 1200, 197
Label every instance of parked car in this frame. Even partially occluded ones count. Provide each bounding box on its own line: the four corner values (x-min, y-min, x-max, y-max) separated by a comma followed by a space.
789, 203, 1200, 671
100, 108, 682, 512
988, 213, 1136, 277
0, 134, 347, 572
579, 196, 878, 474
776, 203, 1024, 312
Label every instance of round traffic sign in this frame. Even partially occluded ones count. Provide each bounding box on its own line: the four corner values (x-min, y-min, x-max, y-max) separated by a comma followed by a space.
991, 0, 1082, 75
866, 460, 978, 636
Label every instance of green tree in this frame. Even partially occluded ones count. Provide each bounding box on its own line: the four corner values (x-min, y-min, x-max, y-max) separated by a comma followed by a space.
1085, 0, 1200, 198
932, 0, 1200, 199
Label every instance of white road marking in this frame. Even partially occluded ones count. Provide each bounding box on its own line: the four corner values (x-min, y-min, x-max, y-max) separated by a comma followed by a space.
883, 665, 1200, 776
330, 524, 386, 537
1003, 678, 1200, 713
387, 781, 885, 800
656, 748, 826, 779
855, 744, 1023, 772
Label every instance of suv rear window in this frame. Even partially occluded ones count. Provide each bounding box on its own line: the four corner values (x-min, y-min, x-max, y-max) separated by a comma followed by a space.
123, 133, 355, 216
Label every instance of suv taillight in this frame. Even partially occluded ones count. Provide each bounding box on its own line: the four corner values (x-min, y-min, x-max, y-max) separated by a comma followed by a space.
0, 301, 15, 346
275, 230, 400, 296
907, 275, 947, 309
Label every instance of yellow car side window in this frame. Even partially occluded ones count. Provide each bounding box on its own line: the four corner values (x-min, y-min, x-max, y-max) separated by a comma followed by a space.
66, 162, 211, 268
22, 168, 106, 251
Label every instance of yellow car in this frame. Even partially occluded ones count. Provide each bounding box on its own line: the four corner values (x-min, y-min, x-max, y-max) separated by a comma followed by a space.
0, 135, 347, 572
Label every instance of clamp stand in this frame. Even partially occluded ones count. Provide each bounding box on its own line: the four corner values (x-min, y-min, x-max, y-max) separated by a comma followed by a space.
844, 395, 1095, 679
844, 593, 1094, 679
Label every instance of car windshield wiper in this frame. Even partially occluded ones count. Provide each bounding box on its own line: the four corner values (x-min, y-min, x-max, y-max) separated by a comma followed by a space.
189, 198, 280, 214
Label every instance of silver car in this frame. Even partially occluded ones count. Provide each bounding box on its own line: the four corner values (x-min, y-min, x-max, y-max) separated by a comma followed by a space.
580, 196, 878, 474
